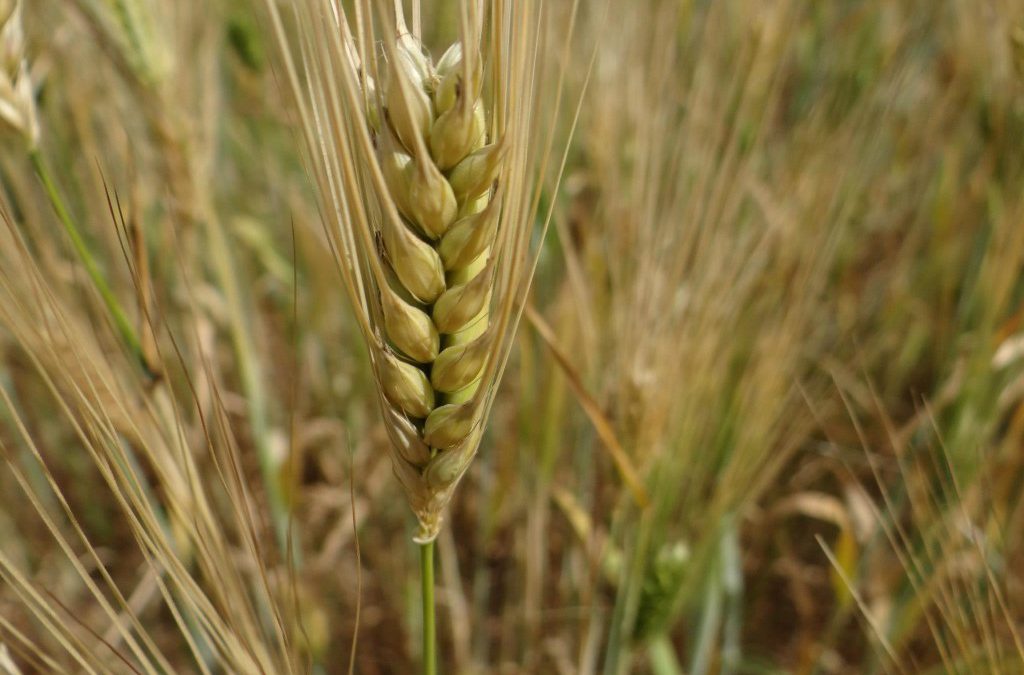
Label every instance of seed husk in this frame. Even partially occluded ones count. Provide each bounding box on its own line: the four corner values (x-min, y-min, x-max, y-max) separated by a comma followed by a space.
424, 444, 476, 490
406, 157, 458, 238
380, 150, 415, 218
379, 351, 434, 419
423, 402, 478, 450
383, 403, 432, 467
430, 100, 486, 170
431, 332, 491, 393
381, 211, 446, 304
447, 140, 506, 202
433, 43, 482, 116
438, 190, 500, 270
386, 44, 432, 153
432, 264, 492, 334
381, 286, 439, 363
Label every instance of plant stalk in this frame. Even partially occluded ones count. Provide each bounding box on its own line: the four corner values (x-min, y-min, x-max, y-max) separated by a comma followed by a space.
421, 540, 437, 675
647, 634, 684, 675
29, 150, 147, 372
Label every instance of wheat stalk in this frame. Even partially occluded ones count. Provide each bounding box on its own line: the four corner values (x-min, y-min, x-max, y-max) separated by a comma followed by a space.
265, 0, 554, 545
262, 2, 573, 668
0, 0, 37, 148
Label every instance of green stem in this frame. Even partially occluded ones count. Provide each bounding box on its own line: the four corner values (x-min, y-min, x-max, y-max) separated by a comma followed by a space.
690, 562, 723, 675
421, 540, 437, 675
647, 634, 684, 675
203, 207, 294, 555
29, 150, 147, 371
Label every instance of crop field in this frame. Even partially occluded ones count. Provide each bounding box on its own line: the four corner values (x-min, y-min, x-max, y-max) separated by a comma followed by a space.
0, 1, 1022, 673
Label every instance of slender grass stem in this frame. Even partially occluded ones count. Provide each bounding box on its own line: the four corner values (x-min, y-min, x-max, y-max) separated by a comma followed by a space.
647, 634, 684, 675
204, 206, 292, 553
29, 149, 146, 371
421, 540, 437, 675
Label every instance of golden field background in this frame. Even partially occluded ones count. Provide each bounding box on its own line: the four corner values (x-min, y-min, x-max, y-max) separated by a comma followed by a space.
0, 1, 1023, 673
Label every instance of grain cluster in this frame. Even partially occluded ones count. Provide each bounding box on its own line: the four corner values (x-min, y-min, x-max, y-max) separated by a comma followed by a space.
263, 1, 544, 542
369, 27, 506, 542
0, 0, 37, 146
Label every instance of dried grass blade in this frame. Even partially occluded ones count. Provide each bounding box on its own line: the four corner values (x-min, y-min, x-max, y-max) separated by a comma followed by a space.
526, 304, 649, 507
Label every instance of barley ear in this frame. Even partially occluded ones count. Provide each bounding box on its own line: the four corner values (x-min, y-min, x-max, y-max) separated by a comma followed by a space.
266, 0, 553, 543
363, 22, 505, 541
0, 0, 38, 148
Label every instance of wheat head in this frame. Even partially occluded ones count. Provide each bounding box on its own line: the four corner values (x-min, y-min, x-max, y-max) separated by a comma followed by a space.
372, 14, 506, 543
0, 0, 37, 147
266, 0, 556, 542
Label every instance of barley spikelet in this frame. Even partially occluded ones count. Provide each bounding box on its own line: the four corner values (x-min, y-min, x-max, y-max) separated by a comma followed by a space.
0, 0, 38, 147
76, 0, 170, 85
365, 10, 503, 542
265, 0, 559, 542
371, 22, 503, 523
